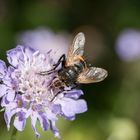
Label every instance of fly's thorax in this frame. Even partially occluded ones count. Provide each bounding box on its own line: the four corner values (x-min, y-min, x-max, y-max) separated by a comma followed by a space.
58, 62, 84, 87
74, 60, 86, 73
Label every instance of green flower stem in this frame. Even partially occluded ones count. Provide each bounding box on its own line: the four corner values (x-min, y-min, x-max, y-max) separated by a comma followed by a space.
11, 128, 17, 140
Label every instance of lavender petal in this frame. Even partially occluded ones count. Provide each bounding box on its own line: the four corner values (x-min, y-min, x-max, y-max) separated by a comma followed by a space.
50, 121, 60, 138
6, 45, 35, 67
0, 85, 8, 98
56, 98, 87, 118
31, 112, 40, 138
64, 90, 84, 99
13, 112, 26, 131
0, 60, 7, 78
6, 45, 24, 67
6, 91, 15, 101
38, 113, 49, 131
4, 109, 16, 130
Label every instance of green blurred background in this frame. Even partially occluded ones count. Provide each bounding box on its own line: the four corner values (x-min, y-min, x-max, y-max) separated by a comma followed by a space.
0, 0, 140, 140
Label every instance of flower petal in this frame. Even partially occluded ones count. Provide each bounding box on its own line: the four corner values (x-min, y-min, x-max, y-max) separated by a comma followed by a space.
50, 121, 60, 138
30, 112, 40, 138
64, 90, 84, 99
14, 112, 26, 131
6, 45, 24, 67
38, 113, 49, 131
4, 108, 16, 130
45, 109, 58, 121
1, 96, 9, 106
6, 91, 15, 101
51, 104, 61, 114
0, 60, 7, 78
0, 84, 8, 98
23, 46, 35, 61
56, 98, 87, 118
6, 45, 35, 67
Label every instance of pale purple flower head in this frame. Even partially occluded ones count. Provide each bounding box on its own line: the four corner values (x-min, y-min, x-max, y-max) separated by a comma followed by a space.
0, 46, 87, 138
116, 29, 140, 62
17, 27, 69, 62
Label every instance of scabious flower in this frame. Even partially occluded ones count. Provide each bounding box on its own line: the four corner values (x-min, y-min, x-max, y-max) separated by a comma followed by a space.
116, 29, 140, 62
0, 45, 87, 138
17, 27, 69, 62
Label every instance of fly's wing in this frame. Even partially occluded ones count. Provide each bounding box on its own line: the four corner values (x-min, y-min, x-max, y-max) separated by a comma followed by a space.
77, 67, 108, 83
66, 32, 85, 66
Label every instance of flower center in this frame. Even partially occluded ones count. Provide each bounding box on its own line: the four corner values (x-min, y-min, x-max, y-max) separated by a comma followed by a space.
14, 56, 55, 103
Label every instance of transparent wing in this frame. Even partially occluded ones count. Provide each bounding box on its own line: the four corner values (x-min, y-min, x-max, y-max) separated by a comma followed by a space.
77, 67, 108, 83
66, 32, 85, 66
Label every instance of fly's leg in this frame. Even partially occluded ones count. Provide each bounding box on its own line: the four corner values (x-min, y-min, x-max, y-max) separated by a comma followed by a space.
38, 54, 66, 75
50, 84, 77, 102
52, 54, 66, 69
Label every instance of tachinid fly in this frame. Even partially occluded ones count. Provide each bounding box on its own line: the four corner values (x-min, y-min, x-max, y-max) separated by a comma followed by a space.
39, 32, 108, 101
